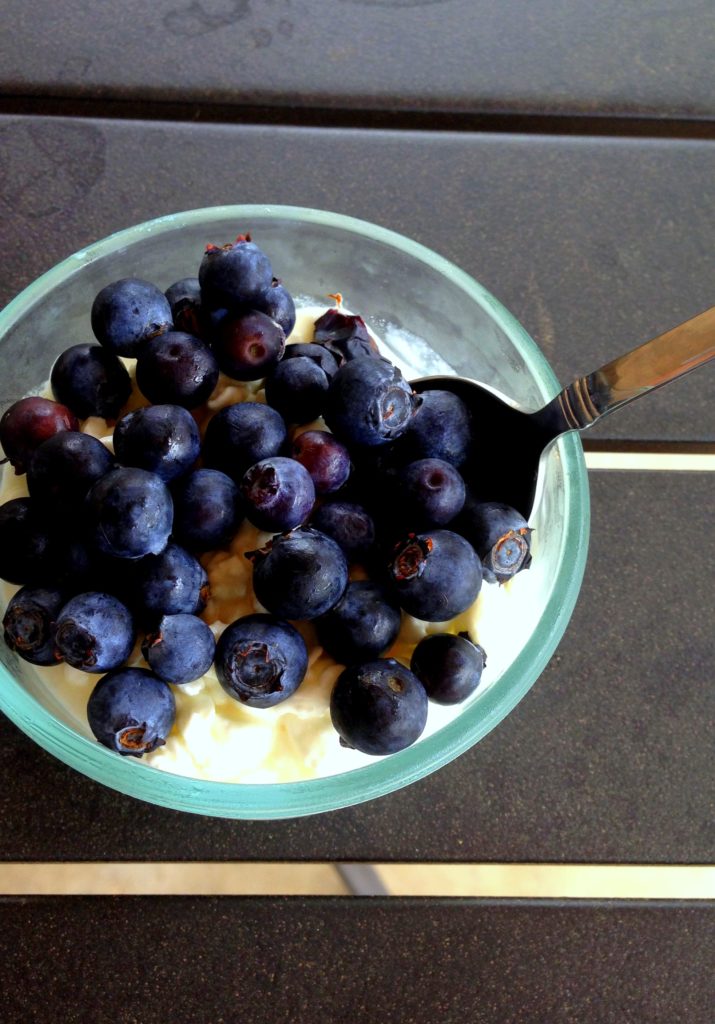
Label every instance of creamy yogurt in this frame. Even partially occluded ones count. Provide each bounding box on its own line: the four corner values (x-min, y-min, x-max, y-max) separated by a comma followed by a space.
0, 303, 525, 783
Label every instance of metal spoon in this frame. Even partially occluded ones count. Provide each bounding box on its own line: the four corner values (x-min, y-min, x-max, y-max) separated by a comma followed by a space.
411, 305, 715, 517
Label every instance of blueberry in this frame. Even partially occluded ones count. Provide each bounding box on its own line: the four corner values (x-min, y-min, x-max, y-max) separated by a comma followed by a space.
455, 499, 533, 584
240, 456, 315, 533
0, 497, 56, 584
316, 581, 401, 664
213, 310, 285, 381
202, 402, 287, 483
214, 613, 308, 708
324, 356, 421, 447
136, 331, 219, 409
87, 667, 175, 756
0, 396, 79, 474
91, 278, 172, 357
142, 613, 216, 685
264, 355, 330, 424
313, 309, 380, 365
398, 457, 466, 526
3, 586, 66, 666
283, 342, 339, 380
172, 468, 243, 552
199, 237, 273, 309
54, 531, 97, 590
397, 389, 472, 468
86, 467, 173, 559
249, 526, 348, 620
50, 343, 132, 420
202, 305, 231, 335
410, 631, 487, 705
253, 278, 296, 337
388, 529, 482, 621
113, 405, 200, 482
27, 431, 114, 511
54, 591, 135, 673
165, 277, 206, 338
336, 444, 401, 518
71, 547, 138, 604
290, 430, 351, 495
330, 658, 428, 755
310, 500, 376, 562
131, 542, 209, 619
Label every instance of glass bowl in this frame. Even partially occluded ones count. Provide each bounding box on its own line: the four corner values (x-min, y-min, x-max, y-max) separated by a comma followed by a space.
0, 205, 589, 818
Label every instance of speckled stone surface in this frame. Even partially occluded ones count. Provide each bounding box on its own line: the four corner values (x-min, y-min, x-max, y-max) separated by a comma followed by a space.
1, 116, 714, 440
1, 897, 713, 1022
1, 472, 712, 862
2, 0, 715, 119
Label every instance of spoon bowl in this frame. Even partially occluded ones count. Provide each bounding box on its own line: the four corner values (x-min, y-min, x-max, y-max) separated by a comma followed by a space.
413, 305, 715, 516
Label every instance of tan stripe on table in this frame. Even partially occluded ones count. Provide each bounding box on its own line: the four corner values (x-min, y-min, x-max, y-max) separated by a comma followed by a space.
583, 440, 715, 472
2, 863, 714, 898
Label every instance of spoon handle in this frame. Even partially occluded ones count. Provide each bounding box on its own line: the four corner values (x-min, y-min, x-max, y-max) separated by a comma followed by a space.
536, 305, 715, 437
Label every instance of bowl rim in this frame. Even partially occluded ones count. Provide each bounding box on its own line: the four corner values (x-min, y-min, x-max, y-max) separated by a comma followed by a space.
0, 204, 590, 819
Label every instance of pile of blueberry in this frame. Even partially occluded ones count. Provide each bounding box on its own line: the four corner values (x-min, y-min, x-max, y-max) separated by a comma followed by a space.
0, 233, 533, 763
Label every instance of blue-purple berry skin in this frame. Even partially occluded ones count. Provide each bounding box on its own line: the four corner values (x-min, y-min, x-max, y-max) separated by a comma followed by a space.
264, 355, 330, 424
172, 468, 242, 552
330, 658, 428, 755
54, 591, 135, 673
324, 356, 420, 447
240, 456, 315, 533
87, 667, 175, 756
399, 458, 466, 527
410, 632, 487, 705
202, 402, 287, 483
27, 431, 114, 511
50, 344, 132, 420
253, 280, 296, 337
91, 278, 172, 357
316, 580, 401, 664
397, 389, 472, 468
136, 331, 219, 409
388, 530, 482, 621
165, 277, 206, 338
113, 405, 200, 483
55, 532, 97, 590
249, 526, 349, 621
0, 497, 56, 585
131, 542, 209, 619
310, 501, 376, 562
165, 276, 201, 310
213, 310, 286, 381
3, 586, 66, 666
313, 309, 379, 365
142, 613, 216, 685
0, 396, 79, 474
456, 498, 533, 584
283, 343, 338, 380
214, 613, 308, 708
290, 430, 351, 495
199, 239, 273, 310
86, 467, 173, 560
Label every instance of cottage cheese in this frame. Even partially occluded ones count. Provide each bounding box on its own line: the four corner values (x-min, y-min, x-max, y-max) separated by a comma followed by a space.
1, 304, 523, 783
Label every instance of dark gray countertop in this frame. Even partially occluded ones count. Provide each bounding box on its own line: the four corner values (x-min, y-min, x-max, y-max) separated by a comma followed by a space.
1, 116, 714, 441
2, 472, 712, 862
2, 897, 714, 1023
2, 0, 715, 121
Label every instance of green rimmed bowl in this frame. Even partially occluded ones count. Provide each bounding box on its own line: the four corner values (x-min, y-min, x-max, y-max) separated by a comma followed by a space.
0, 205, 589, 818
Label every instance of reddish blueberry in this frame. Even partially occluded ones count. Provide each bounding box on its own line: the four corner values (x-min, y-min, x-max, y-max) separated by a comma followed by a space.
0, 396, 79, 474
